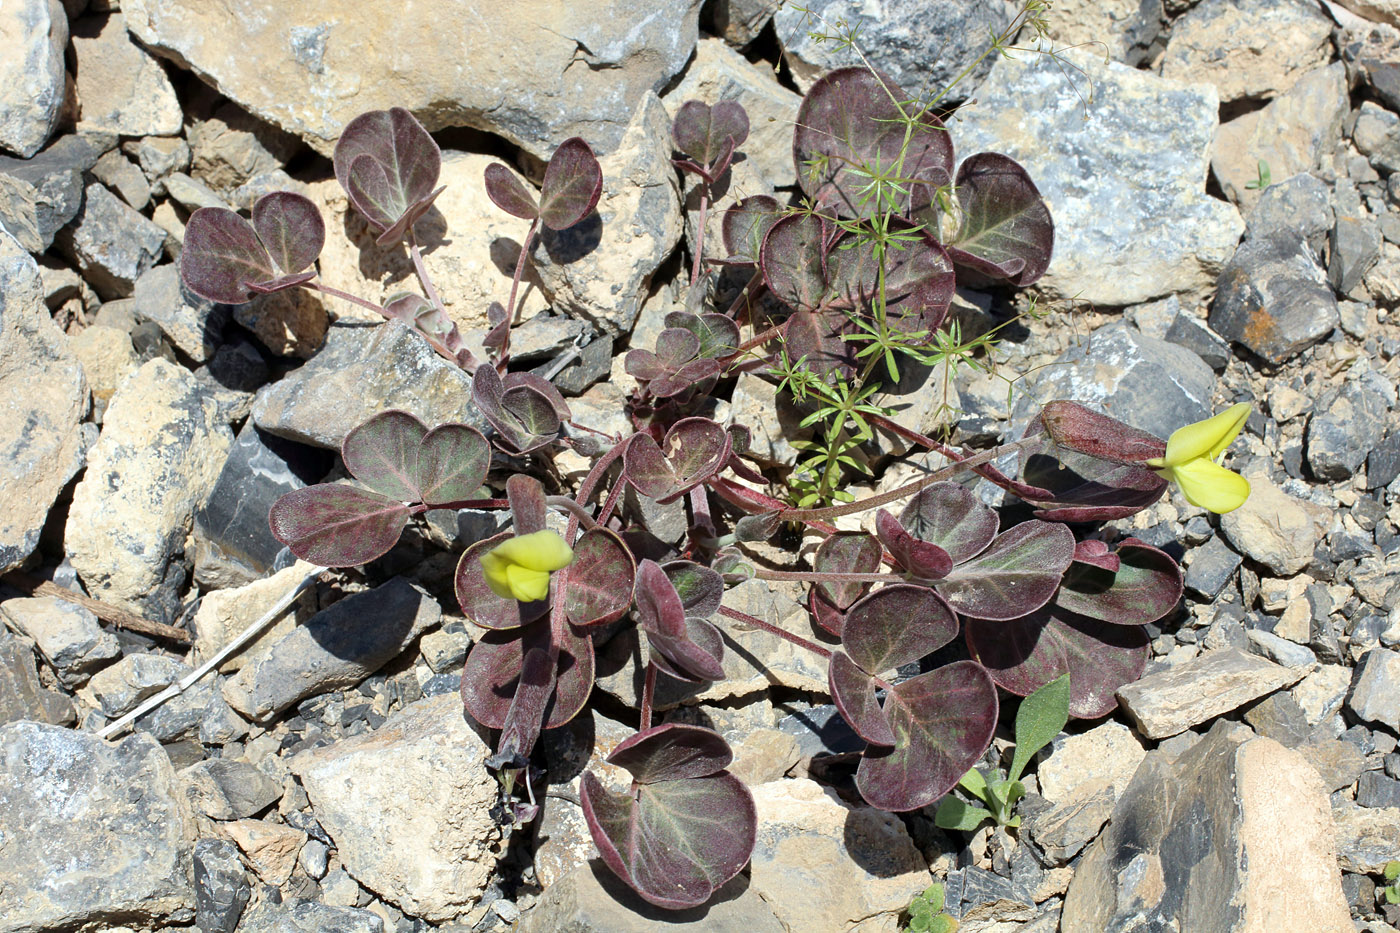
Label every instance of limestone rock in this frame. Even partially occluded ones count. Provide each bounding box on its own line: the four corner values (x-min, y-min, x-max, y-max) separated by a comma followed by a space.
232, 287, 328, 359
0, 722, 196, 931
1348, 648, 1400, 730
0, 135, 109, 254
531, 93, 683, 336
235, 899, 384, 933
1210, 232, 1339, 365
65, 358, 233, 622
1159, 0, 1332, 103
132, 262, 230, 363
0, 628, 73, 725
709, 0, 782, 47
88, 651, 187, 717
1036, 0, 1163, 67
91, 148, 152, 210
189, 101, 302, 195
56, 182, 168, 298
71, 12, 183, 137
0, 0, 67, 158
0, 596, 120, 689
122, 0, 702, 160
1036, 720, 1147, 804
0, 232, 89, 572
1062, 721, 1351, 932
1219, 470, 1319, 575
1332, 801, 1400, 874
1116, 646, 1305, 739
68, 324, 139, 418
953, 48, 1243, 306
289, 693, 501, 922
222, 819, 305, 885
192, 837, 251, 933
189, 561, 321, 672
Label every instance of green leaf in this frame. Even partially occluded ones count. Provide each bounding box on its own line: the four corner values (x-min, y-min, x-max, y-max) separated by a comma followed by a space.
922, 882, 945, 914
934, 795, 993, 832
929, 915, 958, 933
1389, 886, 1400, 906
1008, 673, 1069, 784
1385, 860, 1400, 882
957, 767, 989, 800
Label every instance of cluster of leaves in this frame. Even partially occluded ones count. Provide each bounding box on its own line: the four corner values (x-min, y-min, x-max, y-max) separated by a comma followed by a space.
904, 882, 958, 933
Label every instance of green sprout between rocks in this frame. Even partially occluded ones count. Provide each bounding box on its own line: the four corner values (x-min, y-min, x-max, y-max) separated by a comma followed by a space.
904, 881, 959, 933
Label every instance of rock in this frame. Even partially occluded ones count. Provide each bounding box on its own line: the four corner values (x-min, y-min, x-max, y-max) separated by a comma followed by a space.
192, 422, 329, 588
0, 722, 196, 930
1158, 0, 1332, 103
1035, 0, 1164, 67
747, 778, 930, 932
222, 576, 439, 722
531, 94, 683, 336
250, 322, 487, 450
71, 12, 183, 137
717, 372, 810, 466
190, 561, 321, 672
0, 232, 89, 572
0, 596, 120, 688
1330, 208, 1384, 297
123, 0, 701, 161
1220, 470, 1319, 576
1309, 378, 1392, 481
1244, 172, 1333, 251
1299, 737, 1366, 792
306, 152, 548, 340
132, 263, 230, 363
194, 336, 269, 424
222, 819, 305, 885
139, 676, 249, 745
65, 358, 233, 622
0, 133, 113, 254
663, 37, 803, 188
952, 48, 1243, 306
57, 182, 168, 299
774, 0, 1016, 98
1184, 534, 1243, 600
289, 693, 500, 922
91, 149, 152, 211
1116, 646, 1305, 740
88, 651, 187, 717
1246, 628, 1317, 669
1036, 720, 1148, 804
943, 864, 1037, 923
1294, 663, 1354, 726
192, 837, 251, 933
1164, 313, 1232, 373
1062, 721, 1351, 932
1369, 432, 1400, 490
1359, 771, 1400, 809
418, 624, 470, 675
1010, 322, 1213, 442
1211, 63, 1349, 212
1243, 691, 1311, 748
524, 862, 784, 933
69, 323, 139, 421
236, 898, 385, 933
708, 0, 781, 46
124, 135, 192, 192
189, 101, 302, 195
164, 171, 232, 213
179, 758, 282, 820
1333, 802, 1400, 874
0, 628, 72, 725
0, 0, 66, 158
1210, 232, 1339, 365
232, 288, 328, 362
1027, 784, 1115, 864
1349, 648, 1400, 730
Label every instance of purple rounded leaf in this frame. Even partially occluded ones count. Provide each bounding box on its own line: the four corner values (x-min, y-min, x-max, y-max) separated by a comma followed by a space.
942, 152, 1053, 287
539, 137, 603, 231
180, 207, 275, 304
830, 651, 895, 746
415, 423, 490, 508
461, 617, 595, 730
333, 107, 442, 235
935, 521, 1076, 621
454, 532, 552, 631
1055, 539, 1183, 626
721, 194, 781, 264
665, 311, 740, 359
564, 528, 637, 628
607, 723, 734, 783
648, 617, 726, 684
483, 162, 539, 221
663, 561, 725, 620
823, 225, 955, 333
268, 484, 409, 567
341, 410, 428, 503
843, 584, 960, 675
251, 191, 324, 276
898, 481, 999, 565
761, 212, 828, 314
813, 531, 883, 612
672, 99, 750, 169
875, 509, 952, 581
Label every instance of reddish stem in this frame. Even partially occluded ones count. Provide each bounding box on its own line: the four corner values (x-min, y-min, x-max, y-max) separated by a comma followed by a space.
640, 662, 657, 731
716, 605, 832, 661
690, 187, 710, 286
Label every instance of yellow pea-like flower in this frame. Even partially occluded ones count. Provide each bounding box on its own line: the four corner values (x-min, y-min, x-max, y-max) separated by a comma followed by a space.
1144, 403, 1252, 514
479, 530, 575, 602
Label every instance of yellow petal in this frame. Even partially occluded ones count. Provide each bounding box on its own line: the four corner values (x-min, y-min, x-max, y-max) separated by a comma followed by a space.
1162, 403, 1252, 467
487, 530, 575, 573
504, 564, 552, 602
1164, 456, 1252, 513
478, 549, 516, 600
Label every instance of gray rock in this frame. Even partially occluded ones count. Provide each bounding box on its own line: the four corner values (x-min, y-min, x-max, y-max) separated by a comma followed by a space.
192, 421, 328, 589
1368, 432, 1400, 490
0, 135, 109, 254
1219, 470, 1319, 576
1330, 208, 1384, 297
943, 864, 1036, 923
531, 94, 682, 336
1297, 737, 1366, 792
1061, 721, 1351, 932
539, 331, 614, 396
1244, 172, 1333, 252
65, 358, 233, 622
193, 337, 269, 425
0, 0, 67, 158
521, 862, 783, 933
251, 322, 487, 450
163, 171, 230, 213
1243, 691, 1310, 749
192, 838, 250, 933
0, 628, 72, 725
299, 838, 329, 880
289, 693, 499, 922
0, 232, 89, 572
1116, 646, 1305, 739
179, 758, 282, 820
235, 899, 384, 933
1359, 771, 1400, 809
1349, 648, 1400, 730
138, 677, 249, 745
1164, 313, 1232, 373
1355, 101, 1400, 173
953, 48, 1243, 306
0, 722, 196, 930
1341, 20, 1400, 113
1011, 322, 1213, 442
56, 182, 168, 299
1184, 534, 1243, 600
133, 263, 230, 363
1027, 784, 1115, 864
88, 651, 188, 717
1158, 0, 1332, 103
123, 134, 192, 189
708, 0, 781, 45
1309, 378, 1392, 481
774, 0, 1016, 98
1210, 233, 1339, 365
70, 12, 184, 137
0, 596, 120, 688
91, 148, 152, 211
222, 577, 440, 722
189, 101, 302, 195
1246, 628, 1318, 669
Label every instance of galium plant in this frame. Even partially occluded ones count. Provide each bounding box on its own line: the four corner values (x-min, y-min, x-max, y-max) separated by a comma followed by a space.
178, 18, 1253, 910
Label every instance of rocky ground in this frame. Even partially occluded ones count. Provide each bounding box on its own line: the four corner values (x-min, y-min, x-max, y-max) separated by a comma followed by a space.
1, 0, 1400, 931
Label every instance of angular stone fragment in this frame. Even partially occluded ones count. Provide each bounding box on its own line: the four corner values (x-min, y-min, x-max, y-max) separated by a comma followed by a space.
1063, 721, 1351, 932
132, 263, 230, 363
0, 596, 120, 688
0, 0, 67, 158
1037, 720, 1148, 805
1159, 0, 1332, 103
0, 628, 72, 725
56, 182, 168, 298
1027, 784, 1115, 863
65, 358, 233, 622
1116, 646, 1304, 739
0, 133, 112, 254
1219, 470, 1319, 576
1348, 648, 1400, 730
71, 12, 183, 137
190, 561, 321, 672
0, 722, 196, 931
222, 577, 440, 721
0, 232, 89, 572
1244, 171, 1333, 249
236, 899, 385, 933
1184, 534, 1243, 600
189, 101, 301, 195
222, 819, 305, 885
193, 838, 251, 933
1210, 233, 1338, 365
88, 651, 187, 717
1308, 377, 1392, 481
91, 148, 152, 210
289, 693, 500, 921
179, 759, 282, 821
232, 287, 327, 359
954, 48, 1243, 305
1332, 801, 1400, 874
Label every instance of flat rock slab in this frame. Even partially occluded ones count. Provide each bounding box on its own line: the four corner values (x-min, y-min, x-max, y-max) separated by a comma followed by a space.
0, 722, 195, 932
1116, 646, 1304, 739
289, 693, 500, 922
1063, 721, 1351, 932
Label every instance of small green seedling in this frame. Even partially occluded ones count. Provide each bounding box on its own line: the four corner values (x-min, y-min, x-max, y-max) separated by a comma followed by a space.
1381, 860, 1400, 904
1244, 159, 1271, 190
904, 881, 958, 933
934, 673, 1070, 830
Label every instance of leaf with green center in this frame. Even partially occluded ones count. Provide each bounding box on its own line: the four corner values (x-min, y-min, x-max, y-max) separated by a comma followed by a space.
842, 584, 960, 675
809, 531, 882, 636
635, 560, 725, 682
539, 137, 603, 231
663, 561, 724, 620
1055, 539, 1183, 625
666, 311, 739, 360
761, 212, 828, 314
855, 660, 998, 811
180, 207, 279, 304
268, 484, 409, 566
341, 410, 428, 502
473, 364, 568, 454
483, 162, 539, 221
875, 510, 952, 580
460, 616, 595, 729
965, 607, 1149, 719
935, 521, 1075, 621
333, 107, 443, 242
934, 795, 994, 832
1008, 673, 1070, 784
250, 191, 324, 278
829, 651, 895, 746
564, 528, 636, 628
454, 531, 551, 630
624, 419, 731, 503
792, 66, 953, 220
937, 152, 1053, 287
720, 194, 781, 264
607, 724, 735, 782
415, 423, 491, 507
672, 99, 750, 171
898, 482, 999, 564
822, 225, 955, 333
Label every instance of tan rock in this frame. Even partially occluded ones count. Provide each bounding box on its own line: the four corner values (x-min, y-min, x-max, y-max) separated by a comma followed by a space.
233, 287, 328, 359
67, 324, 138, 409
222, 819, 305, 885
1116, 647, 1305, 740
71, 12, 183, 137
1159, 0, 1333, 103
0, 0, 67, 158
189, 561, 321, 673
1220, 470, 1319, 576
1036, 720, 1146, 804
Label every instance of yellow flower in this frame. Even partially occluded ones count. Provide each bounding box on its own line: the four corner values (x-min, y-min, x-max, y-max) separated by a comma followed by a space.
1145, 403, 1252, 514
479, 530, 574, 602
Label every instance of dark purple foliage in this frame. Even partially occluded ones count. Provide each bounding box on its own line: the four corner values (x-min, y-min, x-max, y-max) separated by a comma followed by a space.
334, 107, 444, 244
180, 192, 325, 304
